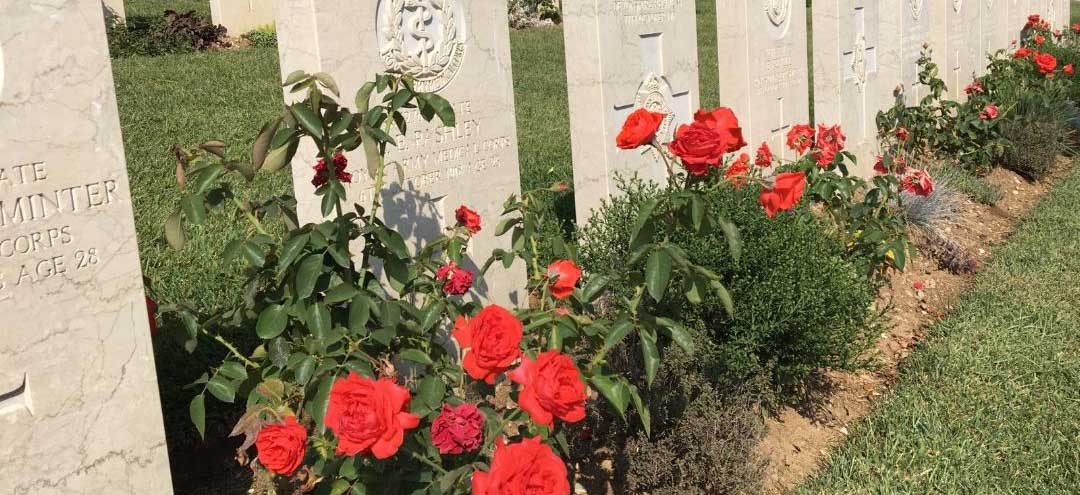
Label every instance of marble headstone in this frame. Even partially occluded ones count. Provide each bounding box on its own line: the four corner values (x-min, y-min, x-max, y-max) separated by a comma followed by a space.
716, 0, 810, 163
931, 0, 981, 101
563, 0, 700, 224
0, 0, 173, 493
210, 0, 276, 35
813, 0, 881, 175
1007, 0, 1031, 45
274, 0, 526, 306
981, 0, 1010, 72
879, 0, 934, 109
103, 0, 126, 23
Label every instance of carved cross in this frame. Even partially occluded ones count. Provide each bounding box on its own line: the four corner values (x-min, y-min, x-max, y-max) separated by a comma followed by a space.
769, 97, 792, 160
952, 49, 963, 97
613, 32, 692, 145
0, 373, 34, 417
842, 6, 878, 139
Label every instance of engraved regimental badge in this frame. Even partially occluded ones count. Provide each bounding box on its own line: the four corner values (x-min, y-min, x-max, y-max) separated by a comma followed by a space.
378, 0, 467, 93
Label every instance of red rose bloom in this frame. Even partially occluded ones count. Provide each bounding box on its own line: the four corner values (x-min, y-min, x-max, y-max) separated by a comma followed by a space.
509, 350, 587, 429
452, 305, 524, 384
895, 126, 909, 142
1014, 46, 1032, 59
1066, 64, 1075, 75
668, 107, 746, 175
813, 124, 846, 168
692, 107, 747, 152
472, 437, 570, 495
980, 104, 999, 120
786, 124, 815, 154
616, 108, 667, 149
546, 260, 582, 300
965, 81, 984, 94
431, 403, 484, 455
1073, 23, 1080, 33
758, 172, 806, 218
1035, 34, 1046, 45
1034, 52, 1058, 74
725, 153, 751, 187
873, 155, 888, 175
754, 142, 773, 167
312, 153, 352, 187
437, 262, 474, 296
456, 205, 482, 234
145, 296, 158, 337
256, 416, 308, 476
894, 155, 908, 175
902, 169, 935, 197
325, 373, 420, 459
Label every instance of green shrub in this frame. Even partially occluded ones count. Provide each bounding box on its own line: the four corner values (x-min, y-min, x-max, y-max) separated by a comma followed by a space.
243, 24, 277, 48
107, 10, 227, 58
927, 162, 1004, 205
580, 178, 875, 390
1002, 118, 1068, 179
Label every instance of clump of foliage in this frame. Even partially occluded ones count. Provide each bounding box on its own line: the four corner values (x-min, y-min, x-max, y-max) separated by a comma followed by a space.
107, 10, 228, 58
243, 24, 278, 49
913, 228, 979, 275
508, 0, 561, 28
581, 179, 876, 390
898, 172, 965, 228
927, 161, 1004, 205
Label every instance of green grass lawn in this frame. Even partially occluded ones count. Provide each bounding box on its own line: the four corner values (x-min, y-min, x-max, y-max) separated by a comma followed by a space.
125, 0, 210, 18
796, 163, 1080, 494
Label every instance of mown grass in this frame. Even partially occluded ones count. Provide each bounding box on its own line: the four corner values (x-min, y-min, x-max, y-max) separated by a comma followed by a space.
796, 162, 1080, 494
125, 0, 210, 18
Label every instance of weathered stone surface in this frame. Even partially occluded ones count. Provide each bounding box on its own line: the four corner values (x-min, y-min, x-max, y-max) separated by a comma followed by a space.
563, 0, 700, 224
813, 0, 881, 175
880, 0, 935, 109
210, 0, 276, 35
931, 0, 981, 101
103, 0, 125, 22
275, 0, 526, 306
716, 0, 810, 163
981, 0, 1010, 72
0, 1, 173, 493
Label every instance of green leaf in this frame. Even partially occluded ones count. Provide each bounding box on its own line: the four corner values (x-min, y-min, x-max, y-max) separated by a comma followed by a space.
719, 218, 741, 261
241, 241, 266, 268
711, 280, 735, 317
164, 212, 186, 250
581, 274, 611, 303
330, 479, 351, 495
181, 194, 207, 225
252, 117, 283, 172
219, 361, 248, 381
295, 254, 324, 299
324, 283, 359, 304
656, 317, 694, 355
277, 234, 309, 273
628, 385, 652, 437
629, 198, 659, 250
384, 256, 410, 292
283, 69, 308, 86
590, 375, 628, 419
418, 376, 446, 410
294, 355, 317, 385
206, 374, 236, 403
639, 328, 660, 387
313, 72, 340, 96
309, 373, 337, 433
399, 349, 433, 365
269, 337, 289, 368
257, 305, 289, 339
348, 294, 371, 332
601, 319, 633, 356
189, 394, 206, 439
290, 104, 324, 140
308, 303, 331, 340
262, 143, 292, 173
425, 93, 456, 127
645, 249, 672, 302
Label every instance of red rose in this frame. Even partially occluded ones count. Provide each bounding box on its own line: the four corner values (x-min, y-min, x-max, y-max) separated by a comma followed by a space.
964, 81, 984, 94
902, 169, 934, 197
452, 305, 524, 384
980, 104, 999, 120
813, 124, 846, 168
1035, 34, 1046, 45
1054, 30, 1063, 40
1073, 23, 1080, 33
786, 124, 815, 154
509, 350, 587, 428
873, 155, 888, 175
456, 205, 482, 234
1034, 52, 1057, 73
312, 153, 351, 187
546, 260, 582, 300
692, 107, 747, 152
1014, 46, 1032, 59
145, 296, 159, 337
758, 172, 806, 218
1066, 64, 1075, 75
472, 437, 570, 495
894, 155, 908, 175
895, 126, 909, 142
256, 416, 308, 476
754, 142, 773, 167
668, 107, 747, 175
724, 153, 751, 187
325, 373, 420, 459
616, 108, 666, 149
437, 262, 474, 296
431, 403, 484, 455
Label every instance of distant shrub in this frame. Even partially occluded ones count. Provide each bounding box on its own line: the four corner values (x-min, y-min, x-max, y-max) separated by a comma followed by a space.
580, 178, 875, 389
928, 162, 1004, 205
243, 24, 277, 49
1002, 112, 1071, 179
107, 10, 228, 58
508, 0, 560, 28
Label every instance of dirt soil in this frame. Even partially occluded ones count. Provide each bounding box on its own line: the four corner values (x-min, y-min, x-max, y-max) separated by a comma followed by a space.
757, 158, 1071, 494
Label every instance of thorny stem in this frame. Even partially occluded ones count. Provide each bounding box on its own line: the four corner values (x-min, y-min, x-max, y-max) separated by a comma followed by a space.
232, 197, 270, 237
205, 329, 259, 369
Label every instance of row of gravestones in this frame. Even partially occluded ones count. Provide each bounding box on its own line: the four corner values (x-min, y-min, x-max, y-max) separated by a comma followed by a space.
0, 0, 1071, 492
103, 0, 275, 34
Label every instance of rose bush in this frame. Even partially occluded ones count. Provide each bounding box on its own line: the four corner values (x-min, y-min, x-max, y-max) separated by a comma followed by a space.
159, 71, 763, 493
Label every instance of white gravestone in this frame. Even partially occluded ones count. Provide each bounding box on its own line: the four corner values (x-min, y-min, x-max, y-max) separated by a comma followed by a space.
210, 0, 276, 35
715, 0, 810, 163
1007, 0, 1031, 45
103, 0, 126, 23
274, 0, 526, 306
931, 0, 981, 101
563, 0, 700, 225
880, 0, 935, 109
813, 0, 881, 175
0, 0, 173, 493
981, 0, 1009, 72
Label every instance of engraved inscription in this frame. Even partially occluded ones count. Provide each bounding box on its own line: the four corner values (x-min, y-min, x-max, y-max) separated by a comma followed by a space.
377, 0, 467, 93
613, 0, 681, 25
0, 161, 113, 299
754, 47, 800, 96
909, 0, 924, 20
764, 0, 791, 26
